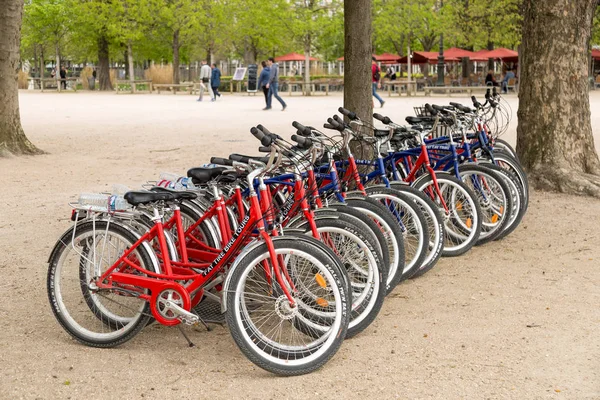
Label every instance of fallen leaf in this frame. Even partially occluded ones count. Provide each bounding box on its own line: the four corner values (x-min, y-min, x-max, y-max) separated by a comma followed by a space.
423, 334, 428, 338
64, 380, 70, 386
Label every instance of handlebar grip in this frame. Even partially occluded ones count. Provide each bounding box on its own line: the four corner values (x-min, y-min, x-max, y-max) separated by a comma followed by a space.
471, 96, 482, 108
260, 135, 273, 147
250, 127, 264, 141
328, 117, 344, 131
425, 103, 437, 116
373, 113, 392, 125
323, 123, 336, 130
492, 86, 497, 96
333, 114, 345, 124
229, 154, 250, 163
485, 89, 491, 100
292, 121, 307, 131
256, 124, 272, 136
258, 146, 271, 153
291, 134, 312, 147
338, 107, 357, 120
210, 157, 234, 166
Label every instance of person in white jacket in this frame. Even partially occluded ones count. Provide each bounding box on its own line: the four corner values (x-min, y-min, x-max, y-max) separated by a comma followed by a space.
197, 60, 214, 101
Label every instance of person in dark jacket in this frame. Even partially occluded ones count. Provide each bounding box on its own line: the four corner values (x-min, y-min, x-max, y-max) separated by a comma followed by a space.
257, 61, 271, 109
59, 66, 67, 90
210, 63, 221, 101
485, 70, 498, 87
266, 57, 287, 111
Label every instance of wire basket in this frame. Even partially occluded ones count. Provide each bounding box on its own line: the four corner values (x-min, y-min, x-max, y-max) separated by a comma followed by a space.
414, 106, 449, 139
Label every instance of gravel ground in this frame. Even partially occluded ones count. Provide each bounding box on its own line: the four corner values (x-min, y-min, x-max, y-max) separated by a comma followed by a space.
0, 91, 598, 399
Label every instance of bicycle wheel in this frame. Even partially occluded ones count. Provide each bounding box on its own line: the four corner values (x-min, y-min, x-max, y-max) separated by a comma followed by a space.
344, 195, 406, 293
479, 150, 529, 211
226, 238, 350, 376
457, 164, 513, 246
479, 162, 526, 240
388, 182, 445, 279
493, 138, 518, 161
414, 173, 482, 257
47, 220, 155, 347
289, 213, 385, 338
365, 186, 428, 279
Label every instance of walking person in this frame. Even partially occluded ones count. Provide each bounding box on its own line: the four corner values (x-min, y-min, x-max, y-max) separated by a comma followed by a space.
197, 60, 213, 101
211, 63, 221, 101
371, 57, 385, 108
258, 61, 270, 109
265, 57, 287, 111
60, 66, 67, 90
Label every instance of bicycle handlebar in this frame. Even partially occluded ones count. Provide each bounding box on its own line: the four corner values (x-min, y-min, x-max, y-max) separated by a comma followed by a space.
291, 134, 312, 148
338, 107, 357, 120
210, 157, 233, 166
373, 113, 391, 125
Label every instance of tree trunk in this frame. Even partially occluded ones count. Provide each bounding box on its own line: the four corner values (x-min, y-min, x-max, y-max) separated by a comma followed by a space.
487, 41, 494, 72
97, 33, 112, 91
344, 0, 373, 165
55, 44, 61, 92
304, 37, 311, 96
517, 0, 600, 196
173, 29, 180, 84
0, 0, 42, 155
344, 0, 373, 123
127, 41, 135, 93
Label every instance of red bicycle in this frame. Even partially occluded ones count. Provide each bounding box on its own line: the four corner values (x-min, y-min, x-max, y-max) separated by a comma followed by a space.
47, 160, 350, 376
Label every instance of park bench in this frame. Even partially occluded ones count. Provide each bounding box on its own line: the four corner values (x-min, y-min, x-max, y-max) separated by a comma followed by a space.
28, 77, 80, 92
153, 83, 194, 94
385, 80, 418, 97
115, 79, 153, 94
424, 85, 491, 96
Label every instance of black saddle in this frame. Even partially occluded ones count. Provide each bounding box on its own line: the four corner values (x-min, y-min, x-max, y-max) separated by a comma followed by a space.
187, 167, 227, 185
405, 116, 434, 125
150, 186, 198, 201
124, 191, 174, 206
374, 129, 390, 138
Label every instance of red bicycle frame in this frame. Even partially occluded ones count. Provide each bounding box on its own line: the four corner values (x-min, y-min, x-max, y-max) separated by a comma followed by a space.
93, 188, 296, 326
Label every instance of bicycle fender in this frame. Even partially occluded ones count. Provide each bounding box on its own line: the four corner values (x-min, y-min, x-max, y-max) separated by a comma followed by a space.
411, 170, 452, 189
47, 218, 161, 277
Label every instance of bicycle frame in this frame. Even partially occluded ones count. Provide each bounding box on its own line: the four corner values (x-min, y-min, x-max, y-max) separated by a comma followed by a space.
92, 183, 297, 326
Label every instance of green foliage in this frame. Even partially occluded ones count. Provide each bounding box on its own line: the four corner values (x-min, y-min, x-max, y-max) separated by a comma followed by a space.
20, 0, 524, 72
443, 0, 522, 50
373, 0, 441, 54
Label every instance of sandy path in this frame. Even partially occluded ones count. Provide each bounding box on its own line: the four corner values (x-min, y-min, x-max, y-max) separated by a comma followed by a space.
0, 91, 599, 399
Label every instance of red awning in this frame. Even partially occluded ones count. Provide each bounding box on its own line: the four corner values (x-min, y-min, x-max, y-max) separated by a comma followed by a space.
275, 52, 318, 62
398, 51, 459, 64
375, 53, 401, 64
592, 49, 600, 61
445, 47, 488, 62
476, 48, 518, 60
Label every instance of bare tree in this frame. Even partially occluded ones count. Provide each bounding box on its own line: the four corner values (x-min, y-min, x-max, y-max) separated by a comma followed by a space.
517, 0, 600, 196
0, 0, 42, 156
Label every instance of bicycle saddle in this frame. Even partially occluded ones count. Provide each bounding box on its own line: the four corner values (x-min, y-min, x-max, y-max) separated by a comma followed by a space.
150, 186, 198, 200
405, 116, 434, 125
124, 191, 174, 206
187, 167, 228, 184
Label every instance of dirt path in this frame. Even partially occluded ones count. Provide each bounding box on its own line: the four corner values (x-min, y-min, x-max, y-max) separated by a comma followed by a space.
0, 92, 598, 399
